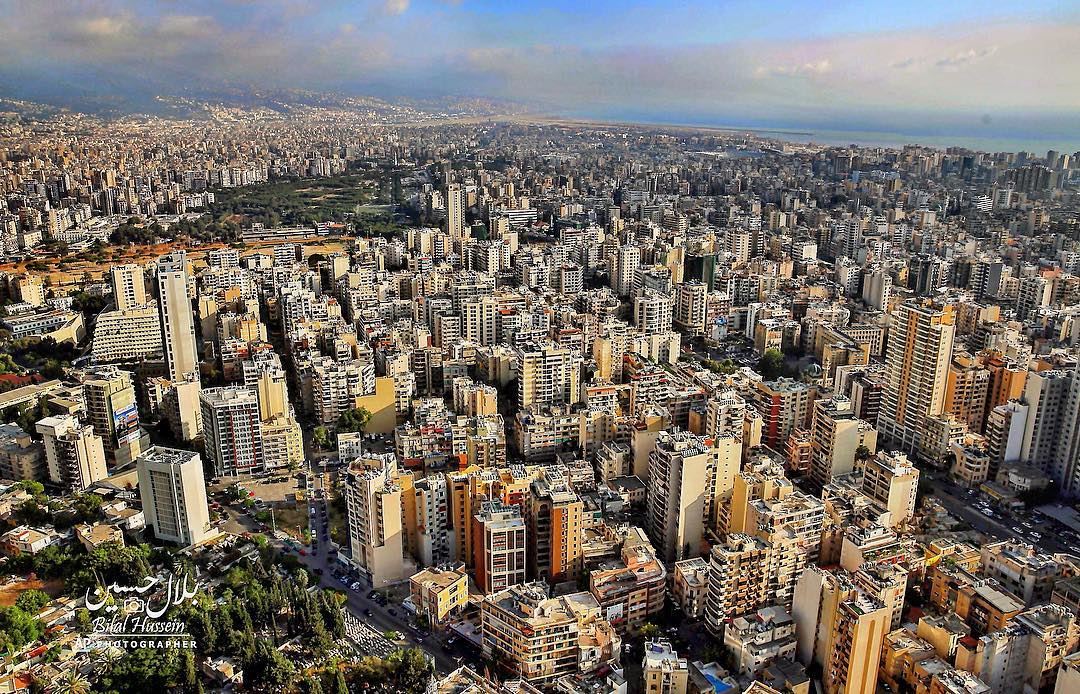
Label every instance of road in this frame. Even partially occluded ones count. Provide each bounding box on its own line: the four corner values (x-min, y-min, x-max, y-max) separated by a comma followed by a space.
278, 457, 464, 675
922, 471, 1073, 554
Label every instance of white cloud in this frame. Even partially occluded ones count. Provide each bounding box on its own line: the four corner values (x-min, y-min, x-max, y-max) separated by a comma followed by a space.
755, 59, 832, 78
382, 0, 410, 16
935, 46, 998, 68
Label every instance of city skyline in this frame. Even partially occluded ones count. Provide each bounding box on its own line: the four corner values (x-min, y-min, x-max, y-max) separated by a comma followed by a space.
2, 0, 1080, 150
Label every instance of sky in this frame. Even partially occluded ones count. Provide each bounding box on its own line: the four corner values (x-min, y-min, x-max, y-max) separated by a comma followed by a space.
1, 0, 1079, 147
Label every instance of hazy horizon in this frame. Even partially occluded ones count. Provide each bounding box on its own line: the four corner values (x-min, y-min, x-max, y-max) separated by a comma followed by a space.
2, 0, 1079, 152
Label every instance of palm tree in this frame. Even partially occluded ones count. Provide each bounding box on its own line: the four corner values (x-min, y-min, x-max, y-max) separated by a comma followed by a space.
49, 670, 91, 694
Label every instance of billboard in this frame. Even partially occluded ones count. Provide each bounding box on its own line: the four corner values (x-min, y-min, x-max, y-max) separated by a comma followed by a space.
112, 401, 140, 441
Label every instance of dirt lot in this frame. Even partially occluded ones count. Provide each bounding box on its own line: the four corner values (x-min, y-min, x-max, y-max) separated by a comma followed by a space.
0, 577, 65, 607
0, 235, 349, 287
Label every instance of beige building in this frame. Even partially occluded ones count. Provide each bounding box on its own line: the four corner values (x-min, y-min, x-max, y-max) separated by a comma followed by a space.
646, 431, 736, 563
808, 396, 877, 486
704, 534, 773, 634
980, 540, 1073, 606
36, 414, 107, 491
588, 527, 665, 633
672, 557, 710, 619
345, 456, 405, 587
643, 639, 689, 694
878, 301, 955, 460
91, 305, 162, 364
243, 353, 303, 469
156, 251, 200, 381
826, 594, 889, 694
136, 446, 213, 546
723, 606, 797, 676
516, 341, 582, 410
861, 451, 919, 528
81, 367, 151, 468
110, 264, 147, 311
480, 583, 620, 685
0, 423, 45, 481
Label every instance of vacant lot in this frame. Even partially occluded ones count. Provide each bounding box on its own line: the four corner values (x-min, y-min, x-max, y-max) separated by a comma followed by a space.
0, 577, 64, 607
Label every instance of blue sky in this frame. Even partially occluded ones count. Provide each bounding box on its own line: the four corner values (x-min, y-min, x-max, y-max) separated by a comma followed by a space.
1, 0, 1078, 144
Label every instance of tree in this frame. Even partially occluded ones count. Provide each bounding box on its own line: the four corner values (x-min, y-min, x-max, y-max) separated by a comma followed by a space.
71, 493, 104, 523
638, 622, 660, 638
48, 669, 91, 694
388, 648, 434, 692
245, 639, 295, 690
335, 407, 372, 435
15, 480, 45, 497
331, 670, 348, 694
15, 589, 50, 613
0, 604, 45, 651
757, 348, 786, 381
312, 426, 332, 450
855, 444, 872, 462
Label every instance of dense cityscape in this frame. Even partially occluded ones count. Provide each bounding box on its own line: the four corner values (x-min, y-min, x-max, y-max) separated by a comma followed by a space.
2, 5, 1080, 693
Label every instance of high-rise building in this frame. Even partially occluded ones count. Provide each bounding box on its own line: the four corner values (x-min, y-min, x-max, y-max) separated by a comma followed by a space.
515, 341, 581, 410
156, 252, 199, 381
861, 451, 919, 528
309, 356, 376, 425
647, 431, 737, 563
704, 390, 748, 442
36, 414, 108, 491
825, 595, 889, 694
633, 291, 674, 335
985, 401, 1028, 475
1021, 365, 1080, 494
674, 281, 709, 335
944, 353, 991, 433
344, 456, 405, 587
110, 264, 147, 311
704, 534, 773, 633
414, 475, 450, 566
200, 386, 265, 477
612, 244, 641, 298
808, 396, 878, 487
446, 183, 465, 239
527, 473, 583, 584
472, 500, 527, 594
81, 367, 151, 467
793, 568, 889, 694
754, 378, 816, 451
878, 302, 955, 459
243, 352, 303, 470
136, 447, 213, 546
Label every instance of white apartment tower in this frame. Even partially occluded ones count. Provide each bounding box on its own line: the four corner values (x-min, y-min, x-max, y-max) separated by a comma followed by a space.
446, 183, 465, 239
515, 341, 582, 410
137, 447, 213, 546
156, 252, 199, 381
110, 264, 147, 311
